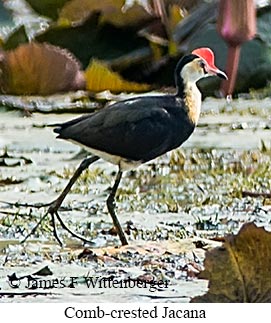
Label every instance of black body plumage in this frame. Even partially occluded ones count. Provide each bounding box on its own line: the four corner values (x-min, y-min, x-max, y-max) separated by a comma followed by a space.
54, 54, 201, 165
54, 95, 195, 164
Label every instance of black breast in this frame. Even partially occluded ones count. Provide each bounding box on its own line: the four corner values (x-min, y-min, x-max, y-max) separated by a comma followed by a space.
55, 95, 195, 163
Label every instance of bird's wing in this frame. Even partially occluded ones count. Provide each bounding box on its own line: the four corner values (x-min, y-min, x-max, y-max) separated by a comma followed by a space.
56, 97, 184, 161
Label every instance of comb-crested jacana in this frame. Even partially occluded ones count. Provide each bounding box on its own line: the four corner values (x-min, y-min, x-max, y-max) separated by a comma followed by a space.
24, 48, 227, 246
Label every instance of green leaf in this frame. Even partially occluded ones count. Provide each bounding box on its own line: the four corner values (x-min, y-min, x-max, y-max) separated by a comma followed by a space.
24, 0, 69, 20
3, 25, 28, 50
35, 13, 148, 68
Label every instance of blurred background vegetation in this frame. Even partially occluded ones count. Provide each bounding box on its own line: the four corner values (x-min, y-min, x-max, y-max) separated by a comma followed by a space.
0, 0, 271, 98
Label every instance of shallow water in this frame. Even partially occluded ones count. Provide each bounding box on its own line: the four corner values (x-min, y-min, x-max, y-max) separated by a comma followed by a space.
0, 96, 271, 302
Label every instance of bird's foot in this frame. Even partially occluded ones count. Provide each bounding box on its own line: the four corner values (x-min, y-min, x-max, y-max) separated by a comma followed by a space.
20, 200, 94, 246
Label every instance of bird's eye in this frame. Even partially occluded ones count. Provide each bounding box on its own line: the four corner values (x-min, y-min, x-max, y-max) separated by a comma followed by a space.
199, 60, 205, 69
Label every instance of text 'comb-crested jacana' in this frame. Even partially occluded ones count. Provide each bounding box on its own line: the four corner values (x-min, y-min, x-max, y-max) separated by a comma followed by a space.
24, 47, 227, 246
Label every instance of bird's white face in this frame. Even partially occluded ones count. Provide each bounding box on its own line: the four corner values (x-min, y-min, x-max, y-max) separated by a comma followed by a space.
181, 57, 227, 85
180, 58, 212, 84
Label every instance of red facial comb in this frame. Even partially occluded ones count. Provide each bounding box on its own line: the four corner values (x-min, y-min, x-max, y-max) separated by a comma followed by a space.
192, 47, 216, 70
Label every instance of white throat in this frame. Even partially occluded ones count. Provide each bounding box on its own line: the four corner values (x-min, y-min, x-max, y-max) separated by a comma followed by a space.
180, 63, 204, 125
184, 82, 202, 125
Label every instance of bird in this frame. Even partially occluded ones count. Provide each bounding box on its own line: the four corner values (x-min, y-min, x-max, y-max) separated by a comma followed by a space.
24, 47, 227, 246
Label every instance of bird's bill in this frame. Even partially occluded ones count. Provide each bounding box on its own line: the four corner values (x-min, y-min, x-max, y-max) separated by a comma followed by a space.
192, 48, 228, 80
205, 64, 228, 80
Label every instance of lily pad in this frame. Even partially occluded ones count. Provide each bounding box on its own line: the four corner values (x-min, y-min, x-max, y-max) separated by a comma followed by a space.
24, 0, 69, 20
1, 42, 85, 95
58, 0, 152, 27
35, 13, 149, 68
3, 25, 28, 50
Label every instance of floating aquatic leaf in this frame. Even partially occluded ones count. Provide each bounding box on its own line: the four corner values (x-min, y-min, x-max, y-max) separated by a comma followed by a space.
3, 26, 28, 50
192, 222, 271, 303
35, 13, 148, 69
85, 59, 150, 93
58, 0, 152, 27
24, 0, 69, 20
1, 42, 85, 95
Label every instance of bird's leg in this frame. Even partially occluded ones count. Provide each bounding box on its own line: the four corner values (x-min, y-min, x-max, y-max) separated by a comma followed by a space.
51, 210, 62, 246
106, 169, 128, 246
21, 156, 100, 245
